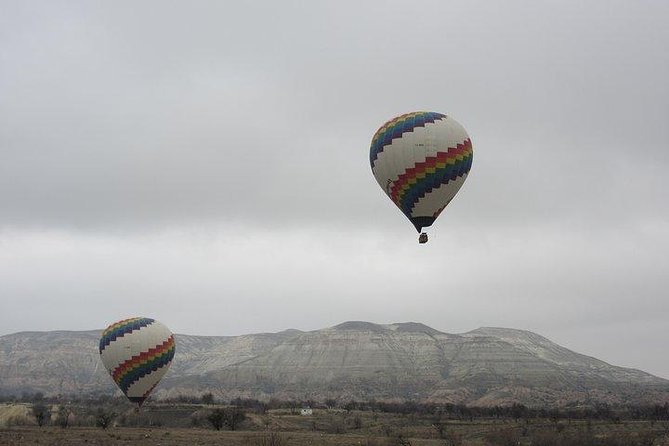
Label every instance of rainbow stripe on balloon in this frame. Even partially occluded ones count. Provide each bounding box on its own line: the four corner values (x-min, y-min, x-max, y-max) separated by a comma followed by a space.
391, 138, 473, 218
99, 317, 175, 407
99, 317, 154, 352
369, 111, 446, 166
111, 335, 176, 398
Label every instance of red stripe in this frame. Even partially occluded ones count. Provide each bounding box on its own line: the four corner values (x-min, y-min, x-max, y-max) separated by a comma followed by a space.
390, 139, 472, 202
112, 336, 175, 382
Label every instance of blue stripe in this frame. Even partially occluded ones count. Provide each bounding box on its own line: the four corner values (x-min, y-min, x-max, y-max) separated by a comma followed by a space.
399, 154, 473, 217
99, 318, 154, 353
369, 112, 446, 167
119, 347, 176, 393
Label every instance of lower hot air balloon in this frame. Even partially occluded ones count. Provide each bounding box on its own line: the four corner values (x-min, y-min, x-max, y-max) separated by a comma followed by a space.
369, 111, 473, 243
99, 317, 175, 407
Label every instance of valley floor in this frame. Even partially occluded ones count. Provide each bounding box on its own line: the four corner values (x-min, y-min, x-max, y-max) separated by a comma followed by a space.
3, 420, 669, 446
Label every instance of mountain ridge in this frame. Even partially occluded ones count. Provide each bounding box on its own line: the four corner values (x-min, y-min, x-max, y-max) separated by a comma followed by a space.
1, 321, 667, 406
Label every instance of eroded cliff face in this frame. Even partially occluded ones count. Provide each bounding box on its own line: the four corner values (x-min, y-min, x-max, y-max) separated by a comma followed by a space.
0, 330, 113, 396
2, 322, 668, 406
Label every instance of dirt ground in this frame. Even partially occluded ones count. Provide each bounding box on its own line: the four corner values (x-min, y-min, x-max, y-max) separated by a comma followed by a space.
4, 404, 669, 446
3, 423, 669, 446
0, 426, 455, 446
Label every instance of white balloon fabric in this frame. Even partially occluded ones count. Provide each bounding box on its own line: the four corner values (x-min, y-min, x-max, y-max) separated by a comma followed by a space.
99, 317, 175, 406
370, 112, 473, 233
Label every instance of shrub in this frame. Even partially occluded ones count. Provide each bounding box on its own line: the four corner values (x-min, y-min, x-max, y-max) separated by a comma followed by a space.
207, 408, 225, 430
395, 433, 412, 446
55, 406, 72, 428
207, 407, 247, 431
95, 408, 116, 430
225, 407, 247, 431
32, 404, 50, 427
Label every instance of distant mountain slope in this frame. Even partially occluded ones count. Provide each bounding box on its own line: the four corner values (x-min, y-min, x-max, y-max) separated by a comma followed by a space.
0, 330, 111, 396
1, 322, 667, 406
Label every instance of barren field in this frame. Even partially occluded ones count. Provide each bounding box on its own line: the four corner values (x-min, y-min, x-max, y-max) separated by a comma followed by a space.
0, 426, 455, 446
3, 420, 669, 446
4, 402, 669, 445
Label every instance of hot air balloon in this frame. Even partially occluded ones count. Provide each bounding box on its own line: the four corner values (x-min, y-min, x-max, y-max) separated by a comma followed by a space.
99, 317, 175, 407
369, 111, 473, 243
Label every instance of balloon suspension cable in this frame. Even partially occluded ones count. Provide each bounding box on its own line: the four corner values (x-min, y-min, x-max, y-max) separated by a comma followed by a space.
419, 233, 428, 244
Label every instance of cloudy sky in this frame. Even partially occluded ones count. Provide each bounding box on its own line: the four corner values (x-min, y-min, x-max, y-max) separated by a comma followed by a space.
1, 1, 668, 378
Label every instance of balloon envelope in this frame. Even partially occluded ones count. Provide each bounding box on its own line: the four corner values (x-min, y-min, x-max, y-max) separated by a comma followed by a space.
99, 317, 175, 406
370, 111, 473, 232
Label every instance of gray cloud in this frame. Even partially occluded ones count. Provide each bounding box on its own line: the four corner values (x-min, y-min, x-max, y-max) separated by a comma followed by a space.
1, 1, 668, 378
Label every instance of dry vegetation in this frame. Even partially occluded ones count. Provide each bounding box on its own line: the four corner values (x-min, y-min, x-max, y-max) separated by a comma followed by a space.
0, 404, 32, 428
3, 401, 669, 446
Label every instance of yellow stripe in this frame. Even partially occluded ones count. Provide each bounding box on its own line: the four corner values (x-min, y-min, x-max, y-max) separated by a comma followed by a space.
102, 318, 142, 337
372, 112, 425, 144
117, 346, 174, 380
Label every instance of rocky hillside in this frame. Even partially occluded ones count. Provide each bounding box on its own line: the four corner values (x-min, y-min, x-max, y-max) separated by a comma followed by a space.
1, 322, 668, 406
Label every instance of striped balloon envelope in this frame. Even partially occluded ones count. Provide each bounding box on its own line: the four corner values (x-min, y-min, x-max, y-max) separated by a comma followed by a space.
99, 317, 176, 407
369, 111, 473, 242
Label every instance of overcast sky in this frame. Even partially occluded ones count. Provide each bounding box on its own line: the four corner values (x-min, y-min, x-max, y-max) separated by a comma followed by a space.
1, 1, 668, 378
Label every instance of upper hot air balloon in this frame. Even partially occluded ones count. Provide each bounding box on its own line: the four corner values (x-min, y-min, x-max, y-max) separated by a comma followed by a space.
369, 111, 473, 243
99, 317, 175, 407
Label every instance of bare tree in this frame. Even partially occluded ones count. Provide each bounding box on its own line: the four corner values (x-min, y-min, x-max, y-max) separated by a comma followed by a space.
207, 408, 225, 430
207, 407, 247, 431
55, 406, 71, 428
225, 407, 247, 431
